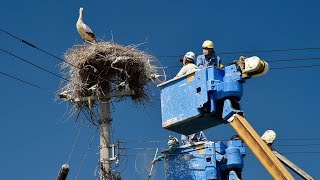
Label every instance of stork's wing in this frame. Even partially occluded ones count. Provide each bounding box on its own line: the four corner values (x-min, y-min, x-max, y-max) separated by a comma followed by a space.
83, 23, 96, 39
82, 23, 93, 33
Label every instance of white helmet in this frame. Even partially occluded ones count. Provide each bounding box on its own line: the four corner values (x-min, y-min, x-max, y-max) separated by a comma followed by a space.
179, 51, 195, 62
184, 51, 195, 60
168, 135, 179, 146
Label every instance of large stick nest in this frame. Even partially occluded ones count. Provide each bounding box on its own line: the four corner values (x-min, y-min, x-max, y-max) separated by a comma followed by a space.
59, 41, 158, 112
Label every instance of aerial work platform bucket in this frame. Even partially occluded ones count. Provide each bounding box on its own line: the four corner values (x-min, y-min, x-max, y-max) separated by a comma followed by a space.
163, 140, 245, 180
158, 65, 243, 135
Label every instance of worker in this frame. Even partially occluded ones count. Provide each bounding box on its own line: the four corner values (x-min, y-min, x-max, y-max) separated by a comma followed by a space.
175, 51, 207, 145
182, 40, 222, 144
181, 131, 207, 145
175, 51, 199, 78
152, 135, 179, 164
196, 40, 223, 69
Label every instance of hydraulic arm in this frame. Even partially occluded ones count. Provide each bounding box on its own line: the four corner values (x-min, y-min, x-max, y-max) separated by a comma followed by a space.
228, 114, 294, 180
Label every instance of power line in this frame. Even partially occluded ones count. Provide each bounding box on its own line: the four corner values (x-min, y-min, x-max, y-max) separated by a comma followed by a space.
121, 137, 320, 143
157, 47, 320, 58
75, 127, 99, 180
3, 27, 320, 84
0, 47, 70, 82
218, 47, 320, 55
0, 70, 55, 93
158, 56, 320, 73
0, 28, 73, 67
274, 143, 320, 147
277, 137, 320, 141
268, 57, 320, 63
271, 64, 320, 70
159, 57, 320, 70
3, 27, 320, 69
120, 151, 320, 157
0, 27, 118, 86
0, 27, 113, 85
66, 125, 83, 164
161, 64, 320, 76
120, 140, 166, 143
120, 142, 320, 151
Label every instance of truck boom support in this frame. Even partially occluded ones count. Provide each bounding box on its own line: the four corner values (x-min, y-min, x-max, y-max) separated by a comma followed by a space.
228, 114, 294, 180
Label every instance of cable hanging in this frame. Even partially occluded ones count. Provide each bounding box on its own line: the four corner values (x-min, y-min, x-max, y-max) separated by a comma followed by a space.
0, 28, 72, 66
0, 27, 133, 86
156, 47, 320, 59
0, 47, 70, 82
0, 70, 55, 93
75, 127, 99, 180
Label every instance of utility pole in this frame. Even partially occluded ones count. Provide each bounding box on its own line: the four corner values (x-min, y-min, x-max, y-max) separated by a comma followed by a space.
100, 100, 112, 180
59, 91, 134, 180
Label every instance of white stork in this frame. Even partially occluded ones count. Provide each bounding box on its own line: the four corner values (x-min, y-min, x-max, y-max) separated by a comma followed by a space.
76, 7, 97, 44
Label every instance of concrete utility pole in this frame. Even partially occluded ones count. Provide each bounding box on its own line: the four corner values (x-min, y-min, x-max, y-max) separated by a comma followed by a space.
100, 100, 112, 180
60, 91, 134, 180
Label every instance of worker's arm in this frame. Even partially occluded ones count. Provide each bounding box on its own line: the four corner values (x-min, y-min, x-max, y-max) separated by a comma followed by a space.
196, 55, 204, 69
151, 144, 179, 164
175, 66, 187, 78
216, 55, 223, 69
152, 155, 165, 164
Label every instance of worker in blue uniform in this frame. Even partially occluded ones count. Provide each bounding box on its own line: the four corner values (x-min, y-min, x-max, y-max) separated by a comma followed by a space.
181, 40, 224, 145
196, 40, 223, 69
152, 136, 179, 164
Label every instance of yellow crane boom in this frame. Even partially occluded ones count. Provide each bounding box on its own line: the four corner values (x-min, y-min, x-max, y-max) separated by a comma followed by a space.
228, 114, 294, 180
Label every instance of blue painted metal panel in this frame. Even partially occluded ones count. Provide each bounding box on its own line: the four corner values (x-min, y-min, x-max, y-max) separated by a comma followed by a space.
158, 65, 243, 135
163, 140, 245, 180
159, 72, 202, 131
164, 142, 217, 180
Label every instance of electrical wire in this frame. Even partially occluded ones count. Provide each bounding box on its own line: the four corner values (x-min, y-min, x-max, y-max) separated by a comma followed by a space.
120, 140, 166, 143
157, 47, 320, 59
75, 127, 99, 180
271, 64, 320, 70
3, 27, 320, 73
118, 144, 129, 177
268, 57, 320, 63
274, 143, 320, 147
0, 28, 76, 68
66, 125, 83, 164
0, 70, 55, 93
0, 47, 70, 82
120, 150, 320, 157
160, 57, 320, 70
219, 47, 320, 55
120, 142, 320, 151
3, 26, 320, 61
120, 137, 320, 144
162, 63, 320, 78
121, 147, 160, 150
277, 138, 320, 141
0, 27, 118, 88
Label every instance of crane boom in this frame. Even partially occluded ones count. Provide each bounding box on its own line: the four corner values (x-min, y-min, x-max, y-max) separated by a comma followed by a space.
228, 114, 294, 180
273, 150, 315, 180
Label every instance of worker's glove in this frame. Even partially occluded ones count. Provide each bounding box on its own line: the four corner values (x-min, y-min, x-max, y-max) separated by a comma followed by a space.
151, 159, 156, 164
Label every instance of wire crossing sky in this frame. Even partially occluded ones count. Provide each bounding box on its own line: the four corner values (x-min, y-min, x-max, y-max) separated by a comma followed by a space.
0, 1, 319, 180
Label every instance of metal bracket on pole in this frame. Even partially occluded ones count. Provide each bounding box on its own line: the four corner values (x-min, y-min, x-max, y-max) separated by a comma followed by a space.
109, 140, 121, 164
59, 90, 135, 103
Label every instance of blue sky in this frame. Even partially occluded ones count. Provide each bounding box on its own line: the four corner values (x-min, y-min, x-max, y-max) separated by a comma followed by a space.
0, 0, 319, 179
